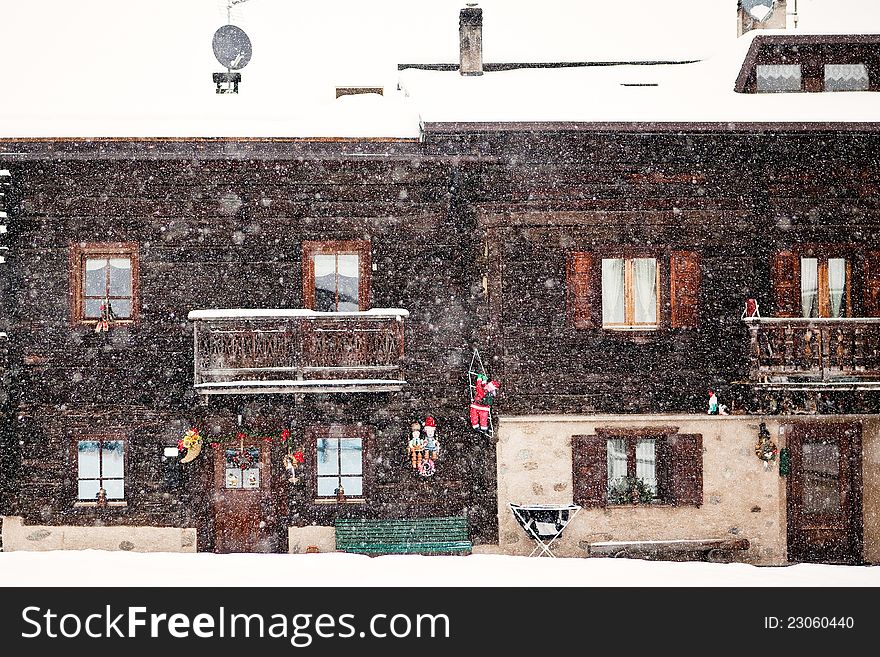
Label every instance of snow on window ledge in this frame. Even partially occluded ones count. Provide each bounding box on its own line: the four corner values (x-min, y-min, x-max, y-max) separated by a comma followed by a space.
73, 501, 129, 508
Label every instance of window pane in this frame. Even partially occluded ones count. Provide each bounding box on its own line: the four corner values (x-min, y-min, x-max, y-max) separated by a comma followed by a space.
109, 299, 132, 318
83, 299, 104, 318
606, 438, 628, 487
802, 441, 841, 514
225, 468, 243, 488
103, 479, 125, 500
108, 258, 132, 297
635, 439, 657, 492
632, 258, 658, 324
340, 475, 363, 497
313, 254, 337, 312
337, 254, 360, 311
316, 438, 340, 476
757, 64, 802, 92
800, 257, 819, 318
84, 259, 107, 296
102, 441, 125, 478
824, 63, 869, 92
828, 258, 847, 318
78, 440, 100, 478
601, 258, 625, 324
339, 437, 363, 475
78, 479, 101, 501
242, 468, 260, 489
317, 476, 338, 497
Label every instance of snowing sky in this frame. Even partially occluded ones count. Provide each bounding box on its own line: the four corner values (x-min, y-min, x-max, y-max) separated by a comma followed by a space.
0, 1, 879, 135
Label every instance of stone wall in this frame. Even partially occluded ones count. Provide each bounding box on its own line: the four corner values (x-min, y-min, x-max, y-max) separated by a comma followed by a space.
1, 515, 197, 552
495, 414, 880, 565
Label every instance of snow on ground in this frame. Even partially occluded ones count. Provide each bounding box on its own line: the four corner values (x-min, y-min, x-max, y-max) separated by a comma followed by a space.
1, 551, 878, 587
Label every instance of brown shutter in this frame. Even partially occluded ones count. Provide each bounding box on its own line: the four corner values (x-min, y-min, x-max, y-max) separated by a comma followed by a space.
670, 251, 701, 328
772, 251, 801, 318
864, 251, 880, 317
572, 434, 607, 508
567, 252, 598, 329
665, 433, 703, 507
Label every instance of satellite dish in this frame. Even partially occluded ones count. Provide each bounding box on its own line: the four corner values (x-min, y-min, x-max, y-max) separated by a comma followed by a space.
212, 25, 252, 70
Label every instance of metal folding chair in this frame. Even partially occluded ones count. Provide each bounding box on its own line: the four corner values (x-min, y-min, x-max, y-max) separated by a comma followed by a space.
509, 502, 581, 557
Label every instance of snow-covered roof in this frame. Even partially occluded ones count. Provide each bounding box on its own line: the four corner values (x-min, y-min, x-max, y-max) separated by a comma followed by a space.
0, 2, 878, 139
399, 29, 880, 127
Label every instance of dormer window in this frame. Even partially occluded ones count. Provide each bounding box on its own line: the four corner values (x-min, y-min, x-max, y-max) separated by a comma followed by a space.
824, 64, 870, 92
756, 64, 802, 93
736, 35, 880, 93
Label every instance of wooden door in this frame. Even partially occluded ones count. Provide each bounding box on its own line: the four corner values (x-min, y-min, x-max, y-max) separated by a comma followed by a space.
213, 442, 278, 553
786, 423, 862, 564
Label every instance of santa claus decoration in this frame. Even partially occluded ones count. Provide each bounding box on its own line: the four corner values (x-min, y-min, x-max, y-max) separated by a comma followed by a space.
470, 375, 500, 436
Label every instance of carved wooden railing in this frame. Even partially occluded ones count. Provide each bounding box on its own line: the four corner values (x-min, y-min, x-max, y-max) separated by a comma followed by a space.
189, 309, 408, 394
745, 317, 880, 384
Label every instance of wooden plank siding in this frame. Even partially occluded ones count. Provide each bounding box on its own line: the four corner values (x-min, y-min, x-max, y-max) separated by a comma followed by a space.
3, 128, 880, 548
3, 156, 497, 548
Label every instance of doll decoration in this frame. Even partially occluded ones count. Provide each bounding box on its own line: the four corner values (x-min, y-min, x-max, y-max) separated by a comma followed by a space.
707, 390, 719, 415
470, 375, 500, 436
407, 421, 426, 472
407, 417, 440, 477
755, 422, 778, 469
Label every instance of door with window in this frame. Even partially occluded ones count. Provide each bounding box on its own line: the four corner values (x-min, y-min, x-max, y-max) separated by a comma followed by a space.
213, 441, 279, 553
786, 423, 862, 564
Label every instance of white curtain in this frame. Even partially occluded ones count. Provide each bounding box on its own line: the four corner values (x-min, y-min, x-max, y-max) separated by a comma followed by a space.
606, 438, 627, 486
633, 258, 657, 324
635, 439, 657, 491
801, 257, 818, 318
602, 258, 624, 324
828, 258, 846, 318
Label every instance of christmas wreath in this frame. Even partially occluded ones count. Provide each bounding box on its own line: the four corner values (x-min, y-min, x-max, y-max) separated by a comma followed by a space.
755, 422, 778, 463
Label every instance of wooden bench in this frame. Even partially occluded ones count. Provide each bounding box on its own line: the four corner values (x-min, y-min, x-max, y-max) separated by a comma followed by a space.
586, 538, 750, 563
335, 516, 472, 556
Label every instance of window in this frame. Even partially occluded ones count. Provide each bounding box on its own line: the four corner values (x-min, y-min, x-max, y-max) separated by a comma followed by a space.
772, 250, 854, 318
307, 425, 373, 500
223, 447, 261, 489
567, 251, 699, 330
302, 241, 370, 311
756, 64, 802, 92
70, 242, 138, 325
572, 430, 702, 508
76, 437, 125, 501
824, 63, 870, 92
602, 257, 659, 328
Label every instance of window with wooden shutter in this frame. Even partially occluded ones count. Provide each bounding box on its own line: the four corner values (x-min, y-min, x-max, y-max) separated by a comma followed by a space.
665, 433, 703, 507
864, 251, 880, 317
571, 435, 606, 508
772, 251, 801, 318
670, 251, 700, 328
567, 252, 597, 329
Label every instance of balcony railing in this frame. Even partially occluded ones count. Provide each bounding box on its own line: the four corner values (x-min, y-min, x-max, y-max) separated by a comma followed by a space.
745, 317, 880, 388
189, 309, 408, 395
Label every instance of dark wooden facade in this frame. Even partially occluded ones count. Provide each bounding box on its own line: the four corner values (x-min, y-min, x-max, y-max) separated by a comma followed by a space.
2, 123, 880, 552
422, 128, 880, 416
0, 144, 497, 550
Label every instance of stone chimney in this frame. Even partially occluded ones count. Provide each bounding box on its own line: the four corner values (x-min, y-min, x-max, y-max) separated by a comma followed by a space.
459, 4, 483, 76
737, 0, 788, 37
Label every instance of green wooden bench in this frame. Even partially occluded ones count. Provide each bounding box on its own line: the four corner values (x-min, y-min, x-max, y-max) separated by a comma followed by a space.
335, 516, 472, 556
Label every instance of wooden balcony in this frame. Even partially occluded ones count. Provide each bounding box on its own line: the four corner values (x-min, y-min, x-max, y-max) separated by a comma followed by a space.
188, 309, 408, 395
744, 317, 880, 389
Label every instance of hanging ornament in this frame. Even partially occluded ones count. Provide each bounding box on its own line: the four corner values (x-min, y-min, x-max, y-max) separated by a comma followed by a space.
178, 428, 203, 464
94, 298, 117, 333
407, 420, 426, 472
754, 422, 778, 469
284, 448, 305, 483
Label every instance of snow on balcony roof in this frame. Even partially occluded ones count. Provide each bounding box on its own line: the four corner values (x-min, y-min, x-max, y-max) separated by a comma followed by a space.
398, 30, 880, 127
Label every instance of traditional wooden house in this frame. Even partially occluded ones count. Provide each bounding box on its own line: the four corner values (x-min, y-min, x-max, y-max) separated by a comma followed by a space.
397, 12, 880, 565
1, 4, 878, 564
